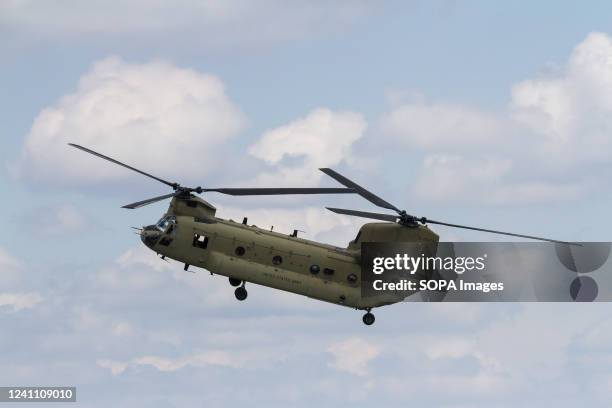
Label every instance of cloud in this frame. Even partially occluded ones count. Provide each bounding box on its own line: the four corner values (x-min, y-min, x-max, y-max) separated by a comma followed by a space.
115, 245, 174, 274
0, 247, 24, 289
381, 103, 504, 149
111, 322, 135, 337
380, 32, 612, 204
0, 292, 43, 311
52, 205, 90, 233
6, 23, 612, 408
20, 205, 91, 237
473, 305, 580, 381
0, 249, 43, 312
413, 154, 584, 204
248, 108, 367, 186
96, 359, 128, 376
5, 237, 612, 406
327, 337, 380, 376
98, 350, 239, 375
12, 56, 246, 188
0, 247, 23, 272
0, 1, 371, 47
413, 154, 511, 203
383, 32, 612, 161
511, 32, 612, 163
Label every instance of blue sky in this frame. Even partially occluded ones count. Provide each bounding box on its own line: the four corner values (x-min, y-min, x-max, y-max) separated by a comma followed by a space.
2, 1, 612, 406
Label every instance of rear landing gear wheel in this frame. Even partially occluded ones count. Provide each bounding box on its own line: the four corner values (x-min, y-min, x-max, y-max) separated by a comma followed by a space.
362, 312, 375, 326
235, 286, 248, 301
229, 277, 242, 287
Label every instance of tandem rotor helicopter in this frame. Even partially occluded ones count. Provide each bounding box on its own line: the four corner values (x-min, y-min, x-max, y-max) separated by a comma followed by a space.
69, 144, 572, 325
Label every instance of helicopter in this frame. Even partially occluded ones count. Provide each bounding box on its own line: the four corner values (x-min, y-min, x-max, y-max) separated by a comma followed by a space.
69, 143, 573, 325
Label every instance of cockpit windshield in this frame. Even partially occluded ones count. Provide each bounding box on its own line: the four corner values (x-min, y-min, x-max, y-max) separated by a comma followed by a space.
156, 215, 176, 232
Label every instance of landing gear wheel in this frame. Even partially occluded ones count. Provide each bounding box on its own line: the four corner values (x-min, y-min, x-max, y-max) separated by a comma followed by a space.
234, 286, 248, 301
229, 277, 242, 287
362, 312, 375, 326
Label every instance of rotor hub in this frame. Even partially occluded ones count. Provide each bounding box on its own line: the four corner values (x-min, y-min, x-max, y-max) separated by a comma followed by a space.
397, 211, 419, 227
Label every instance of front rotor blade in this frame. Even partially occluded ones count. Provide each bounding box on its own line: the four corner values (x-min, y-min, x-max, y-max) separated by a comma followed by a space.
68, 143, 177, 189
319, 168, 401, 213
203, 187, 355, 195
122, 193, 177, 209
326, 207, 399, 222
423, 218, 577, 245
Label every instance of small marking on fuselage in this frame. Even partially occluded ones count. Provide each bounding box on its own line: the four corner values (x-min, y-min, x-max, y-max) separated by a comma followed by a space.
262, 271, 302, 285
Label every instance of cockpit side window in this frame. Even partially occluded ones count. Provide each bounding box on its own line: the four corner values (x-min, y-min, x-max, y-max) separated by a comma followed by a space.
156, 216, 176, 233
156, 218, 168, 231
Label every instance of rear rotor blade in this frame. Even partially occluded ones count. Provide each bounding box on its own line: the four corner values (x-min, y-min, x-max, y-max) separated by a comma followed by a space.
68, 143, 178, 189
203, 187, 355, 195
319, 168, 401, 213
423, 218, 577, 245
326, 207, 399, 222
122, 193, 177, 209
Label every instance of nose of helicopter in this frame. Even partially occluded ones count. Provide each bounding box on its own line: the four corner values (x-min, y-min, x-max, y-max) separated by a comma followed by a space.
140, 225, 162, 248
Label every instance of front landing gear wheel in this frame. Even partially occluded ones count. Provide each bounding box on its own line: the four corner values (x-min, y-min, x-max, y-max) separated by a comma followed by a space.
362, 312, 375, 326
235, 286, 248, 301
229, 277, 242, 287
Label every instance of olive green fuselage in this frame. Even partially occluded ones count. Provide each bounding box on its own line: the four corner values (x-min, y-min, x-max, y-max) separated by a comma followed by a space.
143, 197, 439, 309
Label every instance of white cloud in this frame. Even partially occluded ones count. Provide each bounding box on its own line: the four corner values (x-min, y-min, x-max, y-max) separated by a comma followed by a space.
248, 108, 367, 186
413, 154, 584, 204
424, 337, 504, 375
383, 32, 612, 162
13, 56, 246, 187
97, 351, 241, 375
474, 304, 580, 381
381, 32, 612, 204
96, 359, 128, 376
96, 246, 174, 290
423, 337, 474, 360
0, 1, 371, 47
133, 351, 238, 371
111, 322, 134, 337
0, 292, 43, 311
53, 205, 89, 233
511, 32, 612, 163
327, 337, 380, 376
413, 154, 512, 203
0, 247, 24, 289
381, 103, 503, 149
0, 247, 22, 273
0, 249, 43, 311
21, 205, 91, 237
115, 245, 174, 274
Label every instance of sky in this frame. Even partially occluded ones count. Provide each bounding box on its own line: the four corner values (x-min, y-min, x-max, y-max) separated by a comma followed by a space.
2, 1, 612, 406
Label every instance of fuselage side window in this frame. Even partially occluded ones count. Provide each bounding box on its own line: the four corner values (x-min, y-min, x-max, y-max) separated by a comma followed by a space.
193, 233, 209, 249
